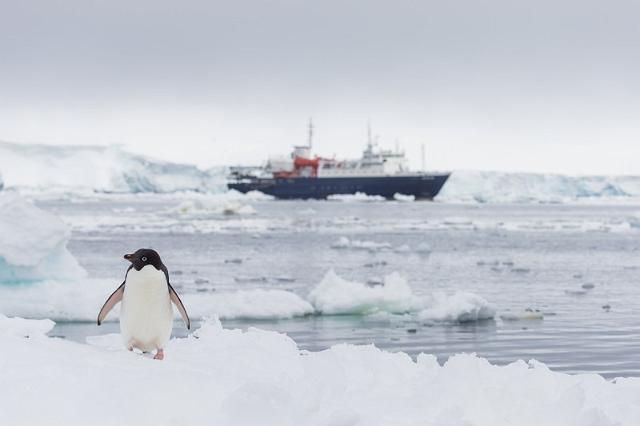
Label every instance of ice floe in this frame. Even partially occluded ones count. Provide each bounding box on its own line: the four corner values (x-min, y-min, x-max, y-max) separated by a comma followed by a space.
327, 192, 386, 202
308, 270, 495, 322
0, 193, 85, 282
419, 292, 496, 323
174, 196, 257, 216
330, 236, 393, 251
2, 316, 639, 426
183, 290, 314, 320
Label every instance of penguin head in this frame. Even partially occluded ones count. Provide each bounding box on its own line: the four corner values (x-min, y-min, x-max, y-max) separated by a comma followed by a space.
124, 249, 163, 271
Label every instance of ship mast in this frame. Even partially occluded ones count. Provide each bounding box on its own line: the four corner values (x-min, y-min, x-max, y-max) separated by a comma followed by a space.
366, 121, 375, 156
308, 118, 314, 150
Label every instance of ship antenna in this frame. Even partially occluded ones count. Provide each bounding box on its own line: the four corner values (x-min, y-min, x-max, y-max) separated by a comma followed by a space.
308, 118, 314, 150
367, 121, 373, 152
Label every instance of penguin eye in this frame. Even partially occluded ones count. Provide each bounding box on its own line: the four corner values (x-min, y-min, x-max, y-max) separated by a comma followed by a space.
141, 256, 147, 262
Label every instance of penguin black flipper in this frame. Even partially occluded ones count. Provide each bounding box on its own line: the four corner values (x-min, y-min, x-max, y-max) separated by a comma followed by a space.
169, 284, 191, 330
161, 264, 190, 329
97, 282, 125, 326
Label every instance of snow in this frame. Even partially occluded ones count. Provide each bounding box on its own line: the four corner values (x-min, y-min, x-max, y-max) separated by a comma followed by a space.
419, 292, 496, 323
0, 193, 85, 282
0, 279, 313, 322
183, 289, 314, 320
328, 192, 386, 202
0, 313, 55, 337
309, 270, 422, 315
0, 270, 492, 323
309, 270, 495, 322
1, 316, 639, 426
0, 141, 226, 193
439, 170, 640, 203
330, 236, 393, 251
173, 191, 259, 216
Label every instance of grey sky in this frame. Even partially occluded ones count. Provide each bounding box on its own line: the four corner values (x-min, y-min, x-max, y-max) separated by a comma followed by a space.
1, 0, 639, 173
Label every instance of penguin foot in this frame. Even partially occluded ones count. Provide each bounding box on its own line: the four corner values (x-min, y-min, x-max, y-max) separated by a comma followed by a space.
153, 349, 164, 360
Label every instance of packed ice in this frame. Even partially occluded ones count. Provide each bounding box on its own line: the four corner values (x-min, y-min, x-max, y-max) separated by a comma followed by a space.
1, 316, 639, 426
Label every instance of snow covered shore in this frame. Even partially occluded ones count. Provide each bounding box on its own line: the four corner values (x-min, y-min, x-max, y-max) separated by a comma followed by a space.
1, 316, 639, 426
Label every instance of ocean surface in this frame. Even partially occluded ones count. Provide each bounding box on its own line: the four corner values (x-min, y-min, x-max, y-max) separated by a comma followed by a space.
37, 195, 640, 379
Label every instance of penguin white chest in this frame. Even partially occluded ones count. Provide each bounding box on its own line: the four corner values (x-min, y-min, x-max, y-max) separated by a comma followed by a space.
120, 265, 173, 351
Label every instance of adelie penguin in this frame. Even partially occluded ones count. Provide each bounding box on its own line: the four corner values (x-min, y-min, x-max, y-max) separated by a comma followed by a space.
97, 249, 190, 360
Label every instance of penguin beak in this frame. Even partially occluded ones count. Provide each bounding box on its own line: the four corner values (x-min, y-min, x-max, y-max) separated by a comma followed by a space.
124, 253, 133, 261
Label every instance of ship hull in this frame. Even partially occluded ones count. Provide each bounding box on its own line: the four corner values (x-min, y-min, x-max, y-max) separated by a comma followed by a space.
228, 173, 450, 200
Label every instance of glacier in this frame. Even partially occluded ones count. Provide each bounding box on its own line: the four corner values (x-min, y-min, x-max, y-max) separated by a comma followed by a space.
0, 141, 226, 193
439, 170, 640, 203
3, 140, 640, 202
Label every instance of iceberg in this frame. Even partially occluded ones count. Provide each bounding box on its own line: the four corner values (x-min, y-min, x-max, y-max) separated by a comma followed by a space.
308, 270, 495, 322
0, 193, 85, 282
309, 270, 422, 315
0, 141, 226, 193
1, 316, 639, 425
439, 170, 640, 203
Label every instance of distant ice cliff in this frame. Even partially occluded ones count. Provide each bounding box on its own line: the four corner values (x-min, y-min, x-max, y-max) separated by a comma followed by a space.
2, 141, 640, 202
0, 141, 226, 193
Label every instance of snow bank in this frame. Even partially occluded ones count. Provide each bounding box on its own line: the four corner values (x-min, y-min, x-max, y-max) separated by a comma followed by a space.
0, 313, 54, 337
0, 141, 226, 193
439, 170, 640, 203
309, 270, 495, 322
1, 317, 639, 426
0, 193, 85, 282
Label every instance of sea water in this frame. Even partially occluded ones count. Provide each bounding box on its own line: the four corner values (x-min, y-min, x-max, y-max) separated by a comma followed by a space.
37, 195, 640, 378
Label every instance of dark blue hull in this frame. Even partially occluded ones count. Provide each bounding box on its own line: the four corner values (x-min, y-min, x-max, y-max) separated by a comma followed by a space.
228, 174, 450, 200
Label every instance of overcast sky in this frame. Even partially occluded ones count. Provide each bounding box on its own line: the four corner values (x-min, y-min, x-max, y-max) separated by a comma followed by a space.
1, 0, 639, 174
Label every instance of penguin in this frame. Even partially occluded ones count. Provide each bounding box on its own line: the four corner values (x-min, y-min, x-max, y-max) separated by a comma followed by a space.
97, 249, 190, 360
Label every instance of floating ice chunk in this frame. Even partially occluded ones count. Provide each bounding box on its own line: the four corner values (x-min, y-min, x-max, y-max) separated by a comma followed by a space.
0, 313, 55, 337
419, 292, 496, 323
393, 193, 415, 202
174, 192, 257, 216
330, 237, 392, 251
308, 270, 422, 315
0, 279, 118, 321
327, 192, 386, 202
242, 190, 274, 201
393, 244, 412, 253
183, 289, 314, 320
500, 308, 544, 321
0, 193, 85, 282
4, 321, 639, 425
416, 242, 432, 254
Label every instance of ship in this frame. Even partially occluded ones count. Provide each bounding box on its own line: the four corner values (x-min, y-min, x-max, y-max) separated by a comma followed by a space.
227, 122, 450, 200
